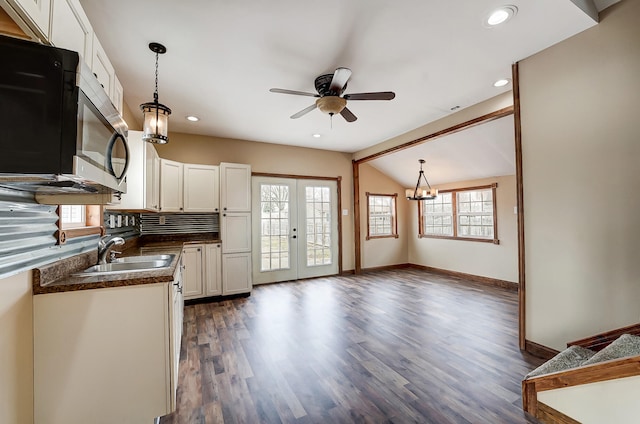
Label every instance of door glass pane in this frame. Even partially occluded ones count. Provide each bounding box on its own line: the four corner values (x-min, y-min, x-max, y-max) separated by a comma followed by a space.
259, 184, 290, 271
304, 186, 332, 267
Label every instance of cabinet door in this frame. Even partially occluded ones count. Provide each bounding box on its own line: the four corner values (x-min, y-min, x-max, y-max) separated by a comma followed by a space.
205, 243, 222, 296
160, 159, 183, 212
91, 35, 114, 100
182, 245, 203, 299
50, 0, 93, 64
11, 0, 51, 37
220, 162, 251, 212
222, 252, 252, 295
221, 212, 251, 253
183, 164, 219, 212
112, 74, 124, 114
145, 143, 160, 211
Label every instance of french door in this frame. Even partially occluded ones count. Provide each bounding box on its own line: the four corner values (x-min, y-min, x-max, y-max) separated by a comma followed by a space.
252, 176, 339, 284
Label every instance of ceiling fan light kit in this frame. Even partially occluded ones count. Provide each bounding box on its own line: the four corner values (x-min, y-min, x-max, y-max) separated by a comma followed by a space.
140, 42, 172, 144
270, 67, 395, 123
406, 159, 438, 201
316, 96, 347, 115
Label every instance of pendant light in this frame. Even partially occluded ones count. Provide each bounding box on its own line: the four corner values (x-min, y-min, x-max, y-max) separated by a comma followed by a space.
406, 159, 438, 200
140, 42, 171, 144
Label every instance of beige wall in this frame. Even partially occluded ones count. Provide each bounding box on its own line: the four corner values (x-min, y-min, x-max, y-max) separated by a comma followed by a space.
0, 271, 34, 424
407, 175, 518, 282
155, 133, 355, 271
519, 0, 640, 350
358, 163, 409, 269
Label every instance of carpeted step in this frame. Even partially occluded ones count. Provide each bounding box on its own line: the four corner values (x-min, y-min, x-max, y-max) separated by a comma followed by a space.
526, 345, 596, 378
580, 333, 640, 366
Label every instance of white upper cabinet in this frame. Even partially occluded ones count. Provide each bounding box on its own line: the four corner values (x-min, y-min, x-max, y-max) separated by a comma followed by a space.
160, 159, 184, 212
91, 35, 114, 101
49, 0, 92, 64
107, 131, 159, 211
183, 163, 219, 213
9, 0, 51, 38
220, 162, 251, 212
112, 73, 124, 114
159, 161, 219, 213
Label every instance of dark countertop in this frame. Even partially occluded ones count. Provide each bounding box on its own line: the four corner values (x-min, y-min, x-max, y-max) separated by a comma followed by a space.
32, 238, 221, 295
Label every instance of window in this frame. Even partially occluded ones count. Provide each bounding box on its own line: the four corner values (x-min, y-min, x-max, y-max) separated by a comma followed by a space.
57, 205, 103, 244
366, 193, 398, 240
419, 183, 498, 244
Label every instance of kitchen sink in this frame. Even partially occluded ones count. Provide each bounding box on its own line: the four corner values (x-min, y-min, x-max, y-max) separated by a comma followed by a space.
76, 256, 174, 276
112, 254, 175, 264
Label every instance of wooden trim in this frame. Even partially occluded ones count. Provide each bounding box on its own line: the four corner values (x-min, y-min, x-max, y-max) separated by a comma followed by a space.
537, 401, 581, 424
355, 106, 514, 164
409, 264, 518, 291
527, 355, 640, 392
251, 172, 341, 181
0, 7, 28, 39
491, 183, 498, 244
62, 226, 103, 238
513, 62, 527, 350
341, 269, 356, 275
428, 183, 497, 195
567, 323, 640, 352
418, 234, 499, 244
525, 339, 561, 360
353, 160, 361, 273
362, 263, 411, 273
337, 176, 343, 274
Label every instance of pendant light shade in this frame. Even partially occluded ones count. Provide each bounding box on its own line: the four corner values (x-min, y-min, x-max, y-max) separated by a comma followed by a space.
141, 42, 171, 144
406, 159, 438, 200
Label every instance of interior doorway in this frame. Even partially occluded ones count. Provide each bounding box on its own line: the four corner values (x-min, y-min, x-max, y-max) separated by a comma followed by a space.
252, 176, 339, 284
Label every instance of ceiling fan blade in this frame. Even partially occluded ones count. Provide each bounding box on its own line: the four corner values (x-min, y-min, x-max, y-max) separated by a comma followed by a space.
344, 91, 396, 101
290, 103, 317, 119
270, 88, 319, 98
340, 107, 357, 122
329, 67, 352, 93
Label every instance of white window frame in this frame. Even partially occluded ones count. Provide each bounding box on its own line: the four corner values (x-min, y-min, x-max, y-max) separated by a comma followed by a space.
366, 192, 399, 240
419, 183, 499, 244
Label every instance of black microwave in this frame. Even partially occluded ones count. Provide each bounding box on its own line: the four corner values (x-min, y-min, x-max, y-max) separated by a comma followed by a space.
0, 35, 129, 196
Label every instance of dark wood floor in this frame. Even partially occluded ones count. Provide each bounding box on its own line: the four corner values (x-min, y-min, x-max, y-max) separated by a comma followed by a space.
160, 269, 545, 423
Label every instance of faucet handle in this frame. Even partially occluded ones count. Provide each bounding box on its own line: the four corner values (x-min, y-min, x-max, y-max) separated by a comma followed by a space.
109, 250, 122, 262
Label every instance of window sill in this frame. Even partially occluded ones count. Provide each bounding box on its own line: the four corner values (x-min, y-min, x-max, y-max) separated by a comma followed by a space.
418, 234, 499, 244
366, 234, 399, 240
57, 226, 103, 244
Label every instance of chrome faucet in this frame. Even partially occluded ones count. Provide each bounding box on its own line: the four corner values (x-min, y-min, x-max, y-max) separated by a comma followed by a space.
97, 235, 125, 264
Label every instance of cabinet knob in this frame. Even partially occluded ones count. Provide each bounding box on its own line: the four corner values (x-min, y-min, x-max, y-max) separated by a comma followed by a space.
223, 213, 226, 217
292, 235, 297, 239
223, 207, 227, 211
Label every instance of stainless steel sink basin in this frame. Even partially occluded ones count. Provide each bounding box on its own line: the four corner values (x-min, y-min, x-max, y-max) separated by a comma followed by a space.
112, 254, 175, 264
76, 256, 174, 276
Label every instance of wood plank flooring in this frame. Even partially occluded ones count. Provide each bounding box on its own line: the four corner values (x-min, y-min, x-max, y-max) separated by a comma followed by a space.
160, 269, 545, 423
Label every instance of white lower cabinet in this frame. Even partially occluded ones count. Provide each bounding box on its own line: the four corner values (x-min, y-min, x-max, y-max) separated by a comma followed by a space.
33, 273, 183, 423
182, 246, 251, 298
222, 252, 252, 295
182, 245, 204, 298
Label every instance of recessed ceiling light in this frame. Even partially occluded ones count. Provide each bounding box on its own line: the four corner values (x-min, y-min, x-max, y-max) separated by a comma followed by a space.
312, 133, 321, 138
486, 5, 517, 26
186, 115, 199, 122
493, 79, 510, 87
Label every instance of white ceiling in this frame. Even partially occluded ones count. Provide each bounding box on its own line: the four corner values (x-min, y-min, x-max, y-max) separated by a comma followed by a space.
78, 0, 617, 155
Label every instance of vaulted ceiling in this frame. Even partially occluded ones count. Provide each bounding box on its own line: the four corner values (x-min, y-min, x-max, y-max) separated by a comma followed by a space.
80, 0, 618, 185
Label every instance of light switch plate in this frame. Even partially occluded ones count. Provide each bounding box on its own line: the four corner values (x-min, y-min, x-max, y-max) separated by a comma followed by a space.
342, 209, 349, 216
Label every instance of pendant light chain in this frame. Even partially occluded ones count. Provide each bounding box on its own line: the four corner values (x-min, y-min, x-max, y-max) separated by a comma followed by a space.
153, 51, 159, 103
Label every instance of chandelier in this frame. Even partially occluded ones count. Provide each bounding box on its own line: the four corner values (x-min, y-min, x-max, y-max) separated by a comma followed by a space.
406, 159, 438, 200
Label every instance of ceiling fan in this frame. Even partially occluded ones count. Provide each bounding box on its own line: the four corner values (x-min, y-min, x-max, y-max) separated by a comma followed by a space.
269, 67, 395, 122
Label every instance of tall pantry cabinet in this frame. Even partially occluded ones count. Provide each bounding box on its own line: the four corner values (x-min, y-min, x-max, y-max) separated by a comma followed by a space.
220, 162, 252, 295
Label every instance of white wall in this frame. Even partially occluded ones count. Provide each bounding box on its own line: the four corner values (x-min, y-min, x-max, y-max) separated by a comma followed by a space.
538, 375, 640, 424
0, 270, 34, 424
519, 0, 640, 350
358, 163, 409, 269
408, 175, 518, 282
